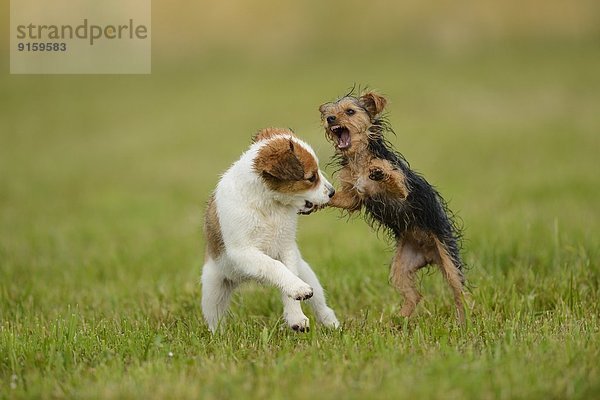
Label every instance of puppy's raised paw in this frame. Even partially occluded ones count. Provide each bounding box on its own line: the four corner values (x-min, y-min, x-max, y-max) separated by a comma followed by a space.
369, 167, 386, 181
289, 283, 313, 301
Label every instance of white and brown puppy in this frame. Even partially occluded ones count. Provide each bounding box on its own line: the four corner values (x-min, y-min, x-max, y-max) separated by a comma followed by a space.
202, 128, 339, 333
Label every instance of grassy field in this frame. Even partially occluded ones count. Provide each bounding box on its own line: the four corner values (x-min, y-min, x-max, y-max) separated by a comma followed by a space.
1, 38, 600, 398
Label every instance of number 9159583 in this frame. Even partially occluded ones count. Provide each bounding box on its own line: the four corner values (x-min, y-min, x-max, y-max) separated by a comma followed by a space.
17, 42, 67, 52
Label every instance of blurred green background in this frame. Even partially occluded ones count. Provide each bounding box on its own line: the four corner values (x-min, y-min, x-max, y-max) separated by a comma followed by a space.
2, 0, 598, 269
1, 1, 600, 398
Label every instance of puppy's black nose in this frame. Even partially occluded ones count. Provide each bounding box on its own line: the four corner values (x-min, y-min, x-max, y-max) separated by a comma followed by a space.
326, 116, 336, 124
328, 188, 335, 198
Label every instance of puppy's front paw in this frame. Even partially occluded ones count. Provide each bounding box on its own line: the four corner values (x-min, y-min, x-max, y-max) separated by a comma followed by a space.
369, 167, 386, 181
288, 315, 310, 332
288, 283, 313, 301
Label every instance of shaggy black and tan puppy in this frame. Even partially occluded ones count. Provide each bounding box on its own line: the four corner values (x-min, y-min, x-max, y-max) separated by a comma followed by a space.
319, 91, 466, 323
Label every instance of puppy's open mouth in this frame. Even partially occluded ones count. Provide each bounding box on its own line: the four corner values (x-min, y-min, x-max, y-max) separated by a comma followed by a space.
298, 200, 315, 215
329, 125, 351, 150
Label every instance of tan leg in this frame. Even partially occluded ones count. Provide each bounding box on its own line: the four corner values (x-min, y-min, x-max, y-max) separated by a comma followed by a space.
368, 159, 408, 199
327, 184, 362, 211
390, 238, 428, 317
433, 238, 466, 324
326, 167, 362, 211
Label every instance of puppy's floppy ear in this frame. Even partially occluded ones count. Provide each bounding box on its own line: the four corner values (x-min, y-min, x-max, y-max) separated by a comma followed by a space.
254, 138, 304, 182
318, 103, 329, 115
359, 92, 387, 118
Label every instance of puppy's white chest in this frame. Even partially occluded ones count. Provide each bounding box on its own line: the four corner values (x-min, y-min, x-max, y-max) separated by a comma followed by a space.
252, 210, 295, 254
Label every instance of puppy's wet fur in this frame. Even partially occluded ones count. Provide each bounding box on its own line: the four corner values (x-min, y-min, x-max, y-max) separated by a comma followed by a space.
319, 91, 467, 323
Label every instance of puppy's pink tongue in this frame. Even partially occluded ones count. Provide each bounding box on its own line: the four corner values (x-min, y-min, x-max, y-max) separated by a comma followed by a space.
338, 131, 351, 149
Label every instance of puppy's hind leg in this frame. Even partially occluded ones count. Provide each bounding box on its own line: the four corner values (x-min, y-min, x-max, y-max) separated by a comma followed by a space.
390, 238, 427, 318
433, 238, 466, 324
297, 259, 340, 329
201, 258, 236, 333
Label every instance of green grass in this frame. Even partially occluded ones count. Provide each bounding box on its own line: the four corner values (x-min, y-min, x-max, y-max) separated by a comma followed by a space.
1, 41, 600, 399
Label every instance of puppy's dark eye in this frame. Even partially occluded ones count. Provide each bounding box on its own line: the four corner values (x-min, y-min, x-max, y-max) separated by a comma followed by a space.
306, 174, 317, 183
345, 109, 356, 116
